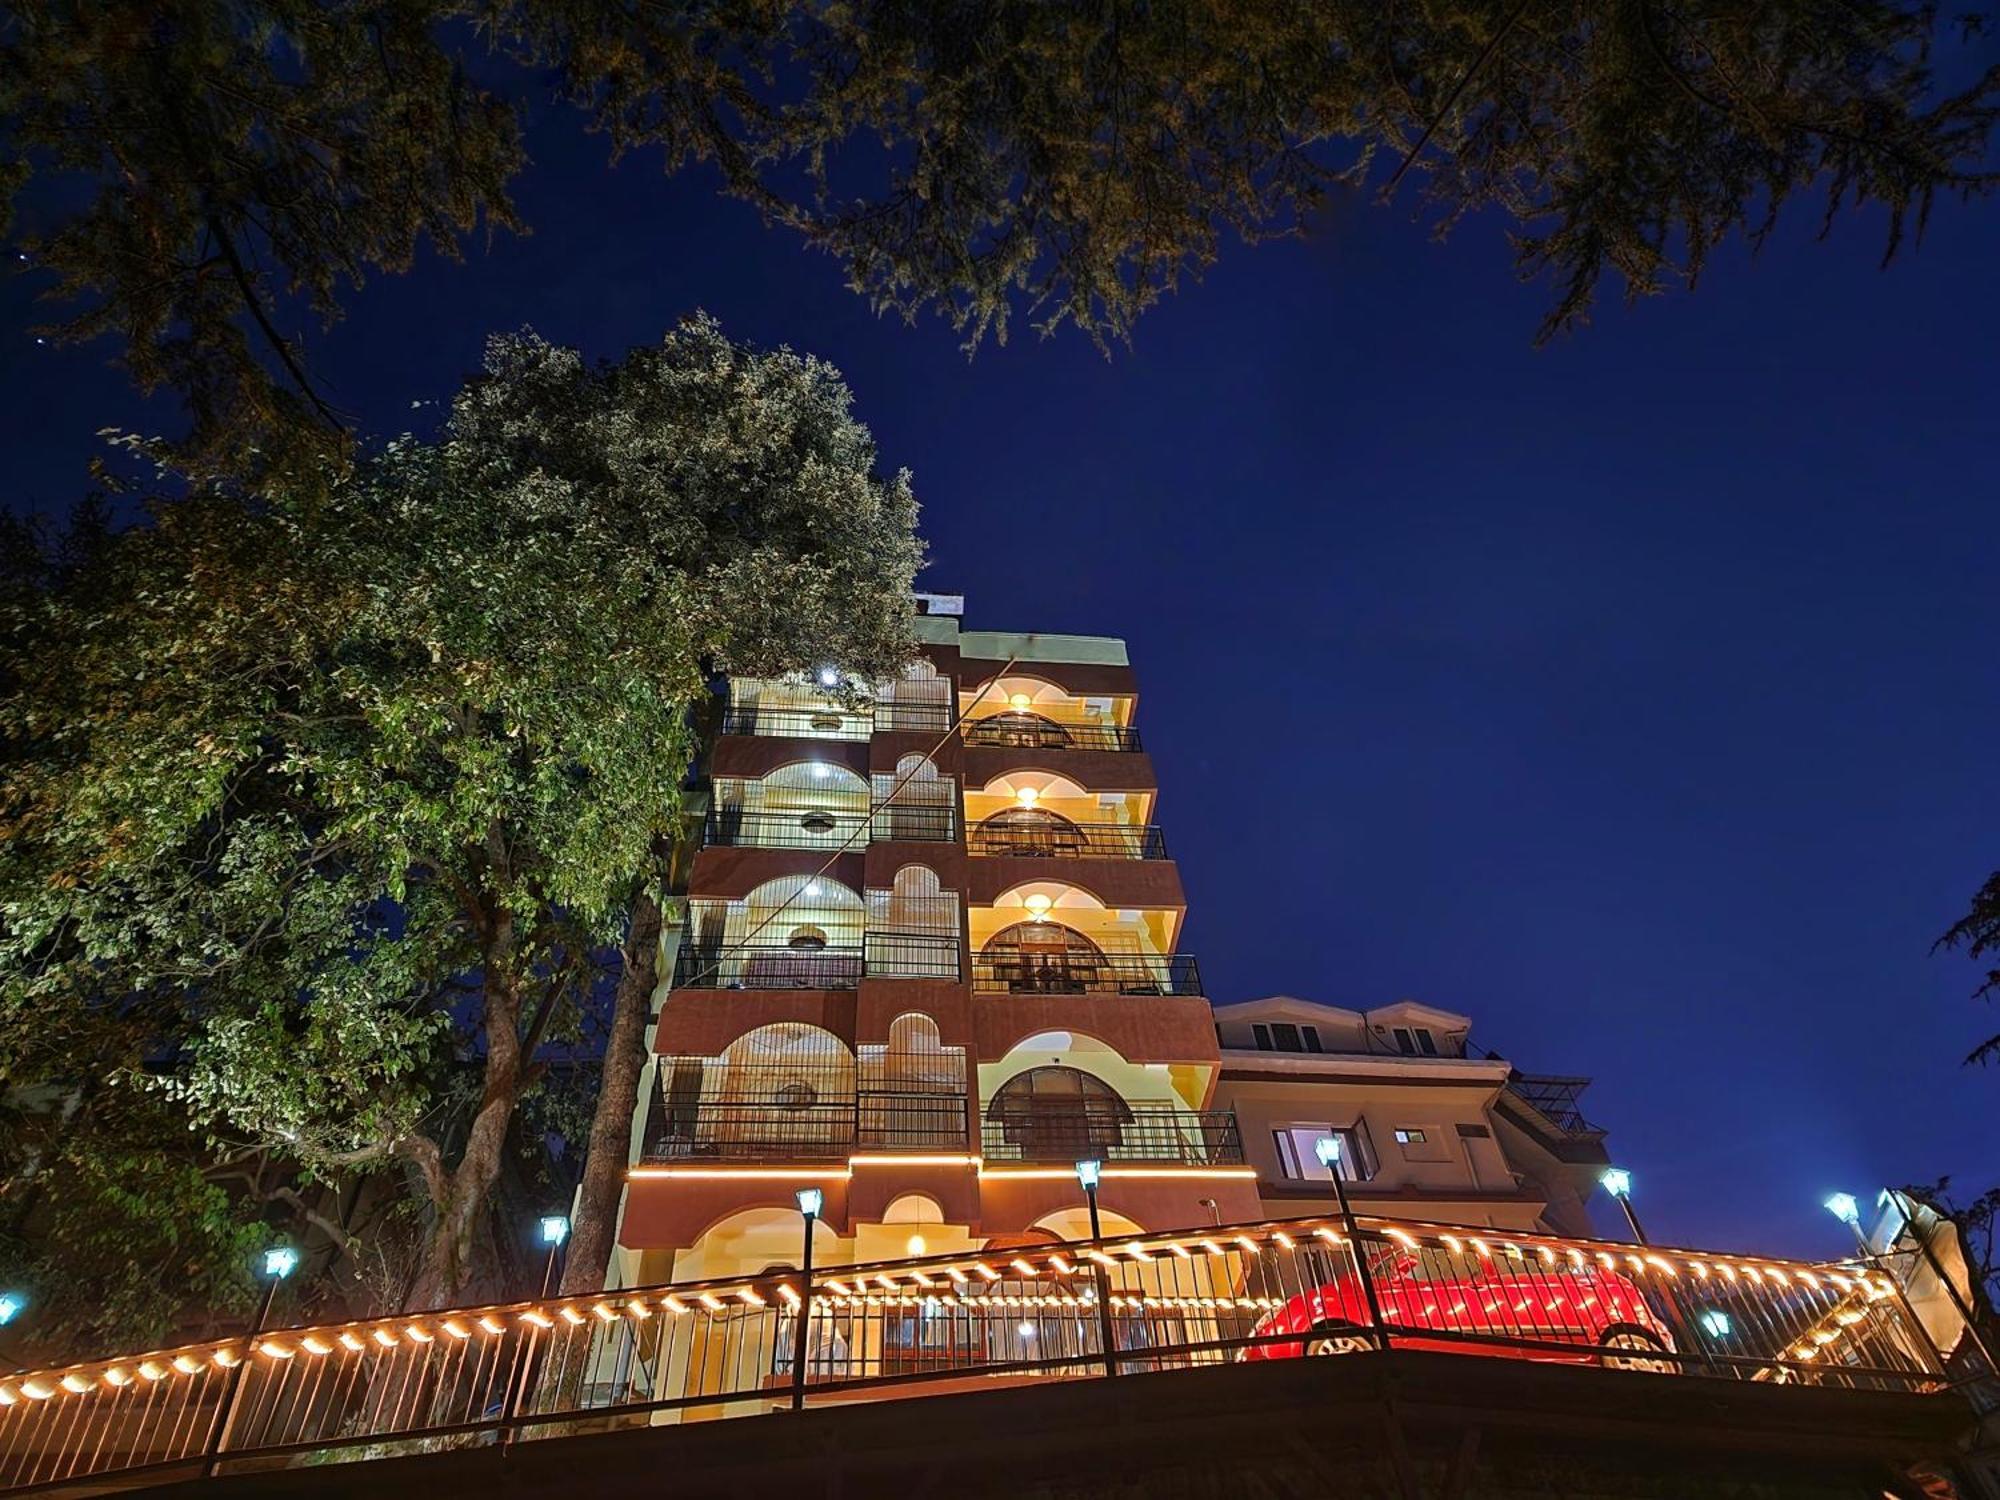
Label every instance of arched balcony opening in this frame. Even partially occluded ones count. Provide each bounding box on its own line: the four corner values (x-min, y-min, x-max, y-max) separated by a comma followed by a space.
711, 760, 870, 850
971, 805, 1087, 858
648, 1023, 856, 1162
985, 1065, 1133, 1162
865, 864, 962, 979
977, 920, 1110, 994
872, 752, 956, 842
681, 874, 865, 989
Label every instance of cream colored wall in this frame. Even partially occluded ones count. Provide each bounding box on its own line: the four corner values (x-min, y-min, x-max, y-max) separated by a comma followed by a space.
968, 898, 1178, 958
1219, 1077, 1514, 1196
958, 676, 1135, 728
977, 1031, 1203, 1113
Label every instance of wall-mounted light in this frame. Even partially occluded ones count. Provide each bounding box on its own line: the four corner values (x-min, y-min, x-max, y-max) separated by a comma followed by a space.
810, 762, 830, 780
906, 1234, 927, 1257
1016, 786, 1040, 807
1024, 893, 1053, 921
1009, 693, 1032, 712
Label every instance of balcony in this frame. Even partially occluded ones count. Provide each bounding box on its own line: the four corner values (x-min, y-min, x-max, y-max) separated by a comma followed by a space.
962, 714, 1142, 753
980, 1108, 1243, 1166
642, 1089, 969, 1162
968, 818, 1167, 860
705, 806, 955, 849
675, 933, 963, 990
970, 951, 1202, 997
720, 704, 872, 741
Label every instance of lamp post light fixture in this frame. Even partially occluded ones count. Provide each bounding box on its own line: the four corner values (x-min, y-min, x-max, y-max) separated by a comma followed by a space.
1823, 1192, 1861, 1228
203, 1245, 299, 1476
537, 1214, 570, 1298
1073, 1160, 1119, 1378
1600, 1166, 1649, 1245
1834, 1188, 1998, 1375
790, 1188, 825, 1411
0, 1292, 24, 1327
1315, 1135, 1389, 1352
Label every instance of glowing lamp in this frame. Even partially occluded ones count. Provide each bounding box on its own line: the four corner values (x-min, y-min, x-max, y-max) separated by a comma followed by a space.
818, 667, 839, 687
1009, 694, 1032, 711
263, 1246, 299, 1280
1698, 1309, 1732, 1338
906, 1235, 927, 1257
1023, 893, 1053, 921
1599, 1167, 1633, 1200
1823, 1192, 1861, 1226
1073, 1159, 1103, 1190
810, 762, 830, 780
804, 881, 822, 898
796, 1187, 825, 1218
1314, 1136, 1342, 1169
1017, 1322, 1037, 1339
0, 1293, 23, 1326
539, 1214, 570, 1247
1016, 786, 1040, 807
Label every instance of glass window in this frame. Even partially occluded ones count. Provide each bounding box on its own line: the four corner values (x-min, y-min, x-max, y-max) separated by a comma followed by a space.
1272, 1125, 1365, 1182
1252, 1023, 1271, 1050
1414, 1028, 1438, 1056
1393, 1128, 1426, 1145
1392, 1027, 1415, 1054
1270, 1023, 1302, 1052
1301, 1025, 1323, 1053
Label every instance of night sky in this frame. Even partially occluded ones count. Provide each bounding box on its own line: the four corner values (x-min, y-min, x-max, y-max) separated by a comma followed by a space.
4, 97, 1996, 1264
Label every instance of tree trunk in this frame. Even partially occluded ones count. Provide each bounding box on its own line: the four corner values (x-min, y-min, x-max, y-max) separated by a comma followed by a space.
405, 908, 526, 1312
560, 889, 662, 1296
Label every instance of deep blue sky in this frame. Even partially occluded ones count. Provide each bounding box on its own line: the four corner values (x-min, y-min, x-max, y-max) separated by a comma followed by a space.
5, 98, 1996, 1264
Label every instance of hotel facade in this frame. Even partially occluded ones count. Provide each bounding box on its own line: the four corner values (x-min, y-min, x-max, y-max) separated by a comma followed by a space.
613, 600, 1609, 1286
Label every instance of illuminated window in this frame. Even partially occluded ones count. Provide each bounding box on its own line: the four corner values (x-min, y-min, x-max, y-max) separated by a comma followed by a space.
1272, 1125, 1372, 1183
1393, 1128, 1427, 1146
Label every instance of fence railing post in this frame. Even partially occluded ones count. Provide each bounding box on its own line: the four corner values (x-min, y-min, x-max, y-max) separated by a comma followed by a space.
499, 1322, 541, 1450
790, 1239, 816, 1411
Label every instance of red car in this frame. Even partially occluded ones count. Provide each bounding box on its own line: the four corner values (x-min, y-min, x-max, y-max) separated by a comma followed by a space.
1239, 1257, 1678, 1370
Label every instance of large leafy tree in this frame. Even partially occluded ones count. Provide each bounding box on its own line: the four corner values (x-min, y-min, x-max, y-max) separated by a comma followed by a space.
5, 2, 1994, 479
1, 314, 922, 1310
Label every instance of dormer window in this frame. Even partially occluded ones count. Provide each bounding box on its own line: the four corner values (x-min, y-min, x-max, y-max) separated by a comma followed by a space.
1392, 1026, 1439, 1056
1251, 1023, 1323, 1053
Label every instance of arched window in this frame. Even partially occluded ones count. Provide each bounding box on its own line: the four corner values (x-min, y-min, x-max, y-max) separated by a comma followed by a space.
874, 752, 955, 841
986, 1065, 1132, 1161
966, 710, 1073, 749
972, 806, 1087, 858
979, 920, 1106, 994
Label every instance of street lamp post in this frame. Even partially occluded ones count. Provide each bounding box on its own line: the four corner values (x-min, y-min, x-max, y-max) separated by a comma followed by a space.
1601, 1167, 1648, 1244
538, 1214, 571, 1297
790, 1188, 824, 1411
0, 1291, 28, 1373
1316, 1136, 1390, 1352
1074, 1160, 1119, 1377
202, 1246, 297, 1477
1828, 1190, 1997, 1375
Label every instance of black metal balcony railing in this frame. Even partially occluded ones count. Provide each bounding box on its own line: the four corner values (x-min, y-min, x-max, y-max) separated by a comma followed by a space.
969, 820, 1167, 860
707, 807, 869, 850
720, 706, 872, 741
970, 952, 1202, 997
981, 1109, 1244, 1166
675, 943, 866, 990
874, 702, 954, 733
703, 807, 957, 848
675, 934, 964, 989
962, 716, 1143, 753
644, 1093, 970, 1162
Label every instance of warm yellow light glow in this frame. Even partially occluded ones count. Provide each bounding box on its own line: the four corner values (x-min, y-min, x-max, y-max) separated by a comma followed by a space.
978, 1165, 1256, 1181
20, 1381, 53, 1401
777, 1284, 801, 1305
522, 1311, 554, 1329
697, 1294, 726, 1311
478, 1317, 504, 1336
60, 1373, 92, 1393
103, 1368, 133, 1387
662, 1296, 688, 1315
440, 1322, 470, 1341
558, 1307, 586, 1325
906, 1235, 928, 1257
172, 1355, 204, 1375
212, 1349, 241, 1369
256, 1342, 294, 1360
1009, 694, 1032, 711
139, 1362, 169, 1382
371, 1328, 399, 1347
591, 1304, 619, 1322
405, 1324, 435, 1343
0, 1388, 15, 1406
852, 1153, 979, 1167
1016, 786, 1039, 807
1023, 893, 1052, 920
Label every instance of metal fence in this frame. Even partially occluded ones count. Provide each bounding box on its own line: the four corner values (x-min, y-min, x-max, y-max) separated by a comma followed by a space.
980, 1110, 1243, 1167
719, 706, 873, 741
673, 937, 965, 990
962, 718, 1144, 753
0, 1217, 1959, 1489
969, 952, 1203, 997
643, 1062, 970, 1162
969, 821, 1168, 860
0, 1211, 1962, 1493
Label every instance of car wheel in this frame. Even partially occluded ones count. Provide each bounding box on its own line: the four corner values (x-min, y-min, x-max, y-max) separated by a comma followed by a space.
1305, 1322, 1374, 1357
1598, 1326, 1675, 1373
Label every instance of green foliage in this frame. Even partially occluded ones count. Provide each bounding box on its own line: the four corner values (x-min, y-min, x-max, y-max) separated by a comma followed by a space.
0, 1087, 266, 1357
6, 2, 1993, 480
1936, 869, 2000, 1066
0, 314, 923, 1309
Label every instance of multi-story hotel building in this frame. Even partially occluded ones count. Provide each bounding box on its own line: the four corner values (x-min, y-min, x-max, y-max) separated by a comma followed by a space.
615, 599, 1262, 1287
